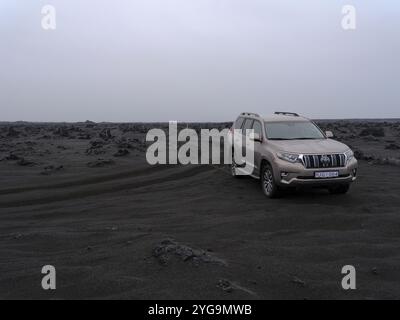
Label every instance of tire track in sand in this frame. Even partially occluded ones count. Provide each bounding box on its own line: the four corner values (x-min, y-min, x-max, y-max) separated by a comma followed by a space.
0, 165, 215, 208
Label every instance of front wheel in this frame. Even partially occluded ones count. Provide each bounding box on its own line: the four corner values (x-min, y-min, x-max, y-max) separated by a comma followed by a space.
231, 151, 241, 178
260, 164, 281, 198
329, 184, 350, 194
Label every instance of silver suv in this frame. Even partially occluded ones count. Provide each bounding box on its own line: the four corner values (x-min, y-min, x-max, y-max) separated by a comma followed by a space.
229, 112, 358, 198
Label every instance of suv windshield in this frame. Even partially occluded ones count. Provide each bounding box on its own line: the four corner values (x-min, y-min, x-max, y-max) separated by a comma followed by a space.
265, 121, 325, 140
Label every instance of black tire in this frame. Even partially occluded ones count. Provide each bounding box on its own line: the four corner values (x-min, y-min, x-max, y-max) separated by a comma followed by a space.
260, 163, 281, 198
329, 184, 350, 194
231, 151, 241, 178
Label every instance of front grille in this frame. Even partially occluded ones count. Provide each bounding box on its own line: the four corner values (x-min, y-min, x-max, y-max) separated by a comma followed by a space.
302, 154, 346, 169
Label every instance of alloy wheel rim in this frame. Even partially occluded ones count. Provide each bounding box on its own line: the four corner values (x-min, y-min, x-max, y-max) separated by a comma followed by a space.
263, 169, 273, 194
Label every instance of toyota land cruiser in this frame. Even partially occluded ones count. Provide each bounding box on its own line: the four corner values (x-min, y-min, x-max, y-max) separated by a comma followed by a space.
229, 112, 358, 198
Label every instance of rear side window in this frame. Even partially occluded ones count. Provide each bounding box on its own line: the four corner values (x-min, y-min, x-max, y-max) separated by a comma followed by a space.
252, 121, 262, 136
234, 117, 245, 129
242, 119, 254, 135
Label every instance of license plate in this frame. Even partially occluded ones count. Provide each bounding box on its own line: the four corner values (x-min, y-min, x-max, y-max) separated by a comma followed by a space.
314, 171, 339, 178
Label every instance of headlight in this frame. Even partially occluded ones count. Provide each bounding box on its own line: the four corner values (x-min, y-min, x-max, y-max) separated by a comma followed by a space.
277, 152, 300, 163
345, 149, 354, 163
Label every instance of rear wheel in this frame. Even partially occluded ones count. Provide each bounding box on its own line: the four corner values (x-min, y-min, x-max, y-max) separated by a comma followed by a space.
329, 184, 350, 194
260, 164, 281, 198
231, 151, 241, 178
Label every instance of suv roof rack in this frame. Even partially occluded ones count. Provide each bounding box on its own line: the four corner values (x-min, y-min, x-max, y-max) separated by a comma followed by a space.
241, 112, 260, 117
274, 111, 299, 117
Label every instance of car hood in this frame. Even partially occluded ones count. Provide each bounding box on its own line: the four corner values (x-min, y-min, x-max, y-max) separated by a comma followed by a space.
267, 138, 349, 154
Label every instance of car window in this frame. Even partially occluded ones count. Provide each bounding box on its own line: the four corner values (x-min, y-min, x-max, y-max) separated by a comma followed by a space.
242, 119, 254, 135
234, 117, 245, 129
252, 121, 262, 136
264, 121, 325, 140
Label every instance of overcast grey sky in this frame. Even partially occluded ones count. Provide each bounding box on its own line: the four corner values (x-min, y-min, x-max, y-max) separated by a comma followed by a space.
1, 0, 399, 122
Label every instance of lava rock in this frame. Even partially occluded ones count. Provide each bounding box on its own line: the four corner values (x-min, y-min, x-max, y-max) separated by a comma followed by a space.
385, 143, 400, 150
4, 153, 21, 161
359, 127, 385, 137
291, 276, 306, 287
113, 149, 130, 157
152, 239, 226, 266
86, 140, 107, 155
17, 158, 37, 166
99, 128, 113, 140
87, 159, 115, 168
40, 165, 64, 175
216, 279, 233, 293
7, 127, 20, 137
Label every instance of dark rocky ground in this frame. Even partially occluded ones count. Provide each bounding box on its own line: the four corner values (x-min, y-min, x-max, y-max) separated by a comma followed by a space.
0, 120, 399, 299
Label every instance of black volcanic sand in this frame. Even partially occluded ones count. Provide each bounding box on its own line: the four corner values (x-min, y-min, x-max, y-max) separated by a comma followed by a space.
0, 121, 400, 299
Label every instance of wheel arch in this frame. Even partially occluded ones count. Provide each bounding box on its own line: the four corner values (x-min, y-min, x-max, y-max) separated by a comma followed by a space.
260, 158, 272, 170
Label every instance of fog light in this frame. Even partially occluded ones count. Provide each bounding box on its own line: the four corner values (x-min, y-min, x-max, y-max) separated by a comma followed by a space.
281, 172, 289, 178
352, 169, 357, 177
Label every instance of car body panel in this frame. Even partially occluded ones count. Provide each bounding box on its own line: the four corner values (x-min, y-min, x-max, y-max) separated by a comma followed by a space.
265, 138, 349, 155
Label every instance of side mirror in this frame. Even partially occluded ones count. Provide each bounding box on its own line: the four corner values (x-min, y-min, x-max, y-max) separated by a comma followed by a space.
249, 132, 262, 142
325, 131, 334, 138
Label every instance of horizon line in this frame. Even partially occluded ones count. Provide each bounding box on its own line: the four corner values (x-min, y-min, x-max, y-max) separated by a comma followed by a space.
1, 117, 400, 124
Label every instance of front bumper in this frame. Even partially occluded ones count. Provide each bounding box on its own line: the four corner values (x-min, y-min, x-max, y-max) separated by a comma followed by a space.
272, 157, 358, 187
